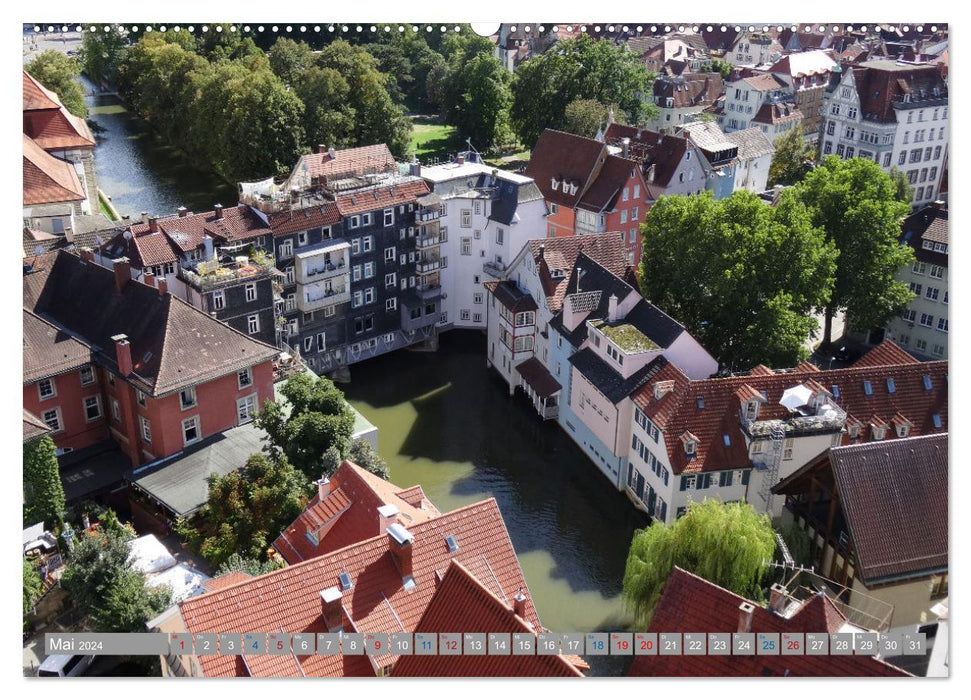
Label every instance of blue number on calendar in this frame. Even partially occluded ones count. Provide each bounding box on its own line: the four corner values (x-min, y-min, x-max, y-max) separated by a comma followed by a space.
762, 640, 775, 650
422, 640, 431, 650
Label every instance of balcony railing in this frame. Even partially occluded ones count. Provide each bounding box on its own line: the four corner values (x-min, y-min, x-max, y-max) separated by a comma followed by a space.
483, 260, 505, 278
417, 209, 441, 223
298, 287, 350, 312
416, 258, 441, 274
416, 234, 441, 249
303, 260, 347, 280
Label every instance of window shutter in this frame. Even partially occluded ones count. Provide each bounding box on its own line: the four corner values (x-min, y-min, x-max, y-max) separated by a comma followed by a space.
742, 470, 751, 485
680, 476, 688, 492
725, 470, 733, 487
696, 475, 705, 490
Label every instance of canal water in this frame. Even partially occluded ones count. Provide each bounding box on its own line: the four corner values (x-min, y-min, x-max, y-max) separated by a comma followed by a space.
82, 76, 237, 218
82, 87, 648, 675
343, 331, 649, 675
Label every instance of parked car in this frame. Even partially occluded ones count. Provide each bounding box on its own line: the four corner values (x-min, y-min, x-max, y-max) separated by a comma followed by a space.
37, 654, 95, 677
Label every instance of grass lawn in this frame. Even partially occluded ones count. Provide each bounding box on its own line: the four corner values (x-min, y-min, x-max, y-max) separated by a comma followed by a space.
409, 117, 461, 161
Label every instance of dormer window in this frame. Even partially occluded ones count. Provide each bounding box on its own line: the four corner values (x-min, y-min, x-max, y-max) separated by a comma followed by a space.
551, 177, 560, 191
848, 423, 861, 439
896, 423, 910, 438
746, 400, 760, 421
685, 440, 697, 456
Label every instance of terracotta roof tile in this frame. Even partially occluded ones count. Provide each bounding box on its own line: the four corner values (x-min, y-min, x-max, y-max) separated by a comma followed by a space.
23, 308, 93, 383
23, 70, 61, 111
334, 179, 430, 217
23, 134, 85, 205
23, 408, 52, 442
852, 339, 920, 368
180, 498, 542, 677
850, 60, 947, 124
293, 144, 396, 184
394, 561, 585, 677
525, 130, 609, 209
629, 567, 909, 676
603, 123, 690, 189
751, 101, 803, 125
22, 72, 95, 150
202, 571, 253, 592
526, 233, 632, 312
268, 203, 341, 237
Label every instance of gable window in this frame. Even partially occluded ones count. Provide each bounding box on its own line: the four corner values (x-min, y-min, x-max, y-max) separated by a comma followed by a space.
140, 416, 152, 443
238, 367, 253, 389
37, 377, 56, 400
182, 416, 200, 445
180, 386, 197, 410
245, 283, 257, 302
83, 395, 102, 422
385, 246, 396, 262
79, 366, 95, 386
297, 231, 308, 247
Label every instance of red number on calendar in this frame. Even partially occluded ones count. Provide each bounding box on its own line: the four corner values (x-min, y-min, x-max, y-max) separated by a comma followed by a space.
640, 640, 653, 650
447, 640, 458, 650
787, 641, 799, 650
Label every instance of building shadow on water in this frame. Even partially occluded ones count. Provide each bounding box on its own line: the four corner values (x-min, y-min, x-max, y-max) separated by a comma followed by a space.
342, 331, 650, 601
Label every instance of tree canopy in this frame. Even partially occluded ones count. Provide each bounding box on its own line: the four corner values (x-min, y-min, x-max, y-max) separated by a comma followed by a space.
25, 51, 87, 118
792, 156, 915, 344
638, 190, 838, 369
562, 98, 626, 139
622, 500, 776, 627
175, 453, 308, 567
767, 123, 816, 187
80, 27, 129, 86
60, 521, 171, 632
442, 52, 513, 151
348, 438, 391, 480
511, 34, 655, 147
23, 559, 43, 617
23, 436, 66, 528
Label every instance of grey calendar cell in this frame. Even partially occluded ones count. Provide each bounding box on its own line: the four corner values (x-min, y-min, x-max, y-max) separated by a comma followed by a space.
659, 633, 681, 656
708, 633, 731, 656
390, 633, 413, 655
757, 632, 780, 656
805, 633, 829, 655
463, 633, 487, 655
880, 633, 903, 657
243, 633, 265, 655
170, 633, 193, 656
268, 633, 291, 655
904, 633, 927, 656
341, 633, 365, 655
291, 634, 315, 655
489, 633, 511, 655
830, 633, 854, 655
316, 633, 341, 655
365, 633, 389, 656
781, 633, 804, 656
683, 633, 706, 656
585, 633, 608, 656
561, 633, 585, 656
634, 633, 658, 656
854, 633, 879, 655
415, 632, 437, 655
439, 633, 462, 655
610, 633, 633, 655
513, 633, 536, 655
219, 634, 242, 655
732, 633, 755, 655
193, 633, 217, 656
537, 634, 560, 655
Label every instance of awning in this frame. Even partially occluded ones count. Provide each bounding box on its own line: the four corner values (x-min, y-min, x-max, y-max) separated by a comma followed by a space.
516, 357, 562, 398
779, 384, 814, 412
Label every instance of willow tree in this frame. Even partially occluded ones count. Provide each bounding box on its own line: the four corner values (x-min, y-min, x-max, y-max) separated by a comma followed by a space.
622, 499, 776, 627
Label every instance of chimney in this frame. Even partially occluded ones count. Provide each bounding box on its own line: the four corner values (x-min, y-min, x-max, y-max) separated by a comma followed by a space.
157, 277, 168, 296
768, 583, 788, 614
738, 601, 755, 633
387, 523, 415, 579
143, 270, 155, 288
538, 243, 545, 259
214, 204, 223, 220
621, 136, 631, 158
141, 212, 149, 226
409, 160, 421, 177
113, 257, 131, 292
78, 247, 95, 262
148, 216, 159, 233
513, 588, 527, 618
177, 206, 188, 218
319, 588, 343, 631
456, 153, 466, 165
328, 147, 336, 159
378, 504, 399, 534
111, 334, 132, 376
316, 476, 331, 501
607, 293, 619, 322
931, 199, 946, 211
318, 144, 328, 155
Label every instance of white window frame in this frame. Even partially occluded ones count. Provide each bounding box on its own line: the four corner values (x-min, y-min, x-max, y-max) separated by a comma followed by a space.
37, 377, 56, 401
245, 283, 257, 302
238, 367, 253, 389
384, 208, 394, 227
42, 407, 62, 433
247, 315, 260, 334
386, 297, 397, 312
137, 389, 147, 407
180, 386, 197, 411
79, 366, 95, 386
140, 416, 152, 443
237, 393, 258, 424
83, 395, 102, 422
213, 290, 226, 310
182, 415, 201, 445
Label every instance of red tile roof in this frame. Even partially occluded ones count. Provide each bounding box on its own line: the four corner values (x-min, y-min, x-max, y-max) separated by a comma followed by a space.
654, 73, 725, 108
23, 308, 93, 383
273, 460, 441, 565
202, 571, 253, 592
603, 123, 690, 189
852, 339, 920, 368
394, 561, 586, 677
850, 60, 948, 124
751, 101, 803, 125
23, 134, 85, 205
629, 567, 909, 676
22, 70, 61, 111
296, 144, 396, 183
22, 72, 95, 150
23, 408, 52, 442
576, 152, 640, 213
526, 233, 633, 312
132, 205, 273, 253
179, 498, 543, 677
631, 342, 947, 475
268, 202, 341, 237
334, 179, 430, 217
525, 129, 609, 209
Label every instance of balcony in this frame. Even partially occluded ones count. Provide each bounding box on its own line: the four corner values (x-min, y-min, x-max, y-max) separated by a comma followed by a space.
179, 251, 276, 292
297, 285, 351, 312
416, 233, 441, 249
416, 255, 442, 274
483, 260, 505, 278
417, 209, 441, 224
295, 240, 352, 284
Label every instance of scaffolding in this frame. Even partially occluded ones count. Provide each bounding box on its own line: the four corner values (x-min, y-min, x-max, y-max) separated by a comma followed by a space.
757, 423, 787, 511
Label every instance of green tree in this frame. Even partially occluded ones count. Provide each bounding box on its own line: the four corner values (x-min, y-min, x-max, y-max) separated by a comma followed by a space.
767, 124, 816, 186
175, 453, 308, 567
793, 156, 915, 345
268, 37, 315, 85
23, 436, 66, 527
702, 58, 733, 79
216, 553, 282, 577
80, 26, 129, 87
444, 52, 513, 151
562, 98, 623, 138
511, 34, 653, 147
349, 438, 390, 479
889, 166, 915, 204
292, 65, 355, 151
425, 60, 449, 111
60, 523, 170, 632
23, 558, 43, 616
25, 51, 87, 118
256, 373, 356, 478
623, 500, 776, 626
639, 190, 838, 368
